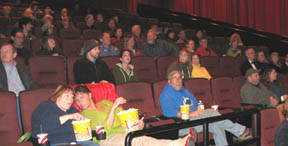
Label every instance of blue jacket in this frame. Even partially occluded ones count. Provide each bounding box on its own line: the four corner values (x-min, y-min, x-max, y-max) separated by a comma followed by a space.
160, 83, 199, 117
31, 101, 79, 144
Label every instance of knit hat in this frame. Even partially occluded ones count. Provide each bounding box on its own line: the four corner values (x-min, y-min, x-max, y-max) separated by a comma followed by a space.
245, 68, 260, 78
80, 39, 99, 56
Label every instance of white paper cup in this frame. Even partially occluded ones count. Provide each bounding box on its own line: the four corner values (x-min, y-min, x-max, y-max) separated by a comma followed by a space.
211, 105, 219, 112
199, 104, 205, 110
37, 133, 48, 144
95, 125, 105, 134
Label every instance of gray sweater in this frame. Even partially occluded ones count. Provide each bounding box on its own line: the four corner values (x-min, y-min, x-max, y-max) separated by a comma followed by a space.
240, 81, 277, 107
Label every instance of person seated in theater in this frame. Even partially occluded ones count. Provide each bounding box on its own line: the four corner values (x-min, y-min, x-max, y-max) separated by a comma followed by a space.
18, 17, 34, 40
37, 36, 64, 56
256, 50, 269, 72
41, 14, 54, 32
176, 30, 187, 44
99, 32, 119, 57
275, 100, 288, 146
44, 6, 54, 16
60, 16, 75, 30
262, 67, 288, 103
82, 14, 96, 30
23, 7, 36, 20
112, 50, 138, 85
229, 33, 243, 46
0, 43, 37, 95
192, 30, 206, 46
270, 51, 283, 73
165, 29, 177, 43
31, 85, 100, 146
226, 39, 241, 57
240, 48, 260, 76
160, 70, 252, 146
95, 13, 106, 30
167, 49, 191, 80
241, 68, 281, 107
123, 35, 141, 56
1, 5, 12, 17
105, 18, 117, 36
183, 40, 196, 55
282, 53, 288, 73
60, 8, 70, 21
111, 27, 124, 44
9, 29, 33, 65
74, 40, 115, 84
141, 30, 177, 57
131, 25, 145, 42
196, 38, 217, 57
190, 53, 211, 80
74, 85, 196, 146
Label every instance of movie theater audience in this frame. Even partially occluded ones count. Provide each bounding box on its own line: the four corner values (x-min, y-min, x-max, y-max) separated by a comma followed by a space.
99, 32, 119, 57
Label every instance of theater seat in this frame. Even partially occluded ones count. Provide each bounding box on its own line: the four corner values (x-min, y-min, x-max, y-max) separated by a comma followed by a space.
82, 29, 102, 40
19, 89, 55, 133
102, 56, 120, 70
200, 56, 219, 77
152, 80, 167, 115
60, 28, 81, 39
133, 56, 158, 82
156, 56, 177, 80
66, 56, 82, 84
0, 91, 22, 145
29, 56, 67, 88
260, 108, 280, 146
61, 39, 84, 57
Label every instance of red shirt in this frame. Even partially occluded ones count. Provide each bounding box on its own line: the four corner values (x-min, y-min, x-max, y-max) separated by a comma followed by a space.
196, 46, 217, 56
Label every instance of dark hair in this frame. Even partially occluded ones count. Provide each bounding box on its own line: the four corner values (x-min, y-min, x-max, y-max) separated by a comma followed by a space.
18, 17, 33, 29
100, 31, 110, 39
262, 67, 276, 87
10, 28, 23, 37
74, 85, 90, 94
49, 85, 74, 103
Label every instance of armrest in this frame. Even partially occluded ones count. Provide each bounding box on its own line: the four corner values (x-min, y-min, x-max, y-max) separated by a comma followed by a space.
241, 103, 266, 109
218, 106, 244, 112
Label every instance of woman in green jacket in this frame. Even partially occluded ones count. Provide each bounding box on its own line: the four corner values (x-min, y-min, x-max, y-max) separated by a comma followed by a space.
112, 50, 138, 85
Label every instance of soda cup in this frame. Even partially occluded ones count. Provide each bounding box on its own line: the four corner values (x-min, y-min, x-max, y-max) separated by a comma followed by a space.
95, 125, 106, 140
211, 105, 219, 112
37, 133, 48, 144
180, 105, 190, 120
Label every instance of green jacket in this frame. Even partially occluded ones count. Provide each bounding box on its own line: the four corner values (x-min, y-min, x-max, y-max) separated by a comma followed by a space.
112, 63, 138, 85
226, 47, 241, 57
81, 100, 124, 143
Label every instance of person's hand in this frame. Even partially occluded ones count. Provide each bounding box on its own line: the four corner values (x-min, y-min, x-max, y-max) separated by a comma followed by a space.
189, 108, 203, 117
137, 117, 145, 130
69, 113, 86, 121
100, 80, 109, 83
270, 96, 279, 107
112, 97, 126, 109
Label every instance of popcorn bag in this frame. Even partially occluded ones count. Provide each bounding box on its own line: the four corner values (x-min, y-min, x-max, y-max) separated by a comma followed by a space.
72, 119, 92, 141
117, 108, 140, 132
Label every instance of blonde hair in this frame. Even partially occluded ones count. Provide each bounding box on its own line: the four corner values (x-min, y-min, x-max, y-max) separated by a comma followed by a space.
167, 70, 181, 80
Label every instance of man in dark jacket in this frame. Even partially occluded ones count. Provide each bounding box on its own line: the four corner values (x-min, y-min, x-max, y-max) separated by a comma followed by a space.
240, 48, 260, 75
0, 43, 37, 95
73, 40, 115, 84
141, 30, 177, 57
0, 42, 37, 133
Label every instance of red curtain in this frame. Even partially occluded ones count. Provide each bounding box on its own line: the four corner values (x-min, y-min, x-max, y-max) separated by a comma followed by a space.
164, 0, 288, 36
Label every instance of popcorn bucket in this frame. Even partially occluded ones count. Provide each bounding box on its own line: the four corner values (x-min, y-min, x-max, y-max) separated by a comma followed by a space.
72, 119, 92, 141
180, 105, 190, 120
117, 108, 140, 132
